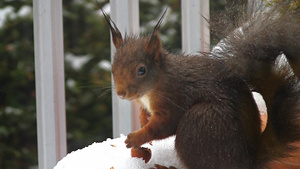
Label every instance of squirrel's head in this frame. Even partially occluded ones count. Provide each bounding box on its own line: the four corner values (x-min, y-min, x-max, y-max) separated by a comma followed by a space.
102, 9, 167, 100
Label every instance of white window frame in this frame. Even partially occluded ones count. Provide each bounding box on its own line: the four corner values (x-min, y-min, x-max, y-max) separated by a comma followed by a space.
33, 0, 67, 168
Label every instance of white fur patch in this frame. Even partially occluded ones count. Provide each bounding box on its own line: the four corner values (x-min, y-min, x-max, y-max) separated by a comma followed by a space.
139, 95, 153, 115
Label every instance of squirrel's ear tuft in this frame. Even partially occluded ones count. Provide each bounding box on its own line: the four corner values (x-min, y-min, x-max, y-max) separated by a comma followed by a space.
145, 32, 162, 63
99, 8, 123, 49
145, 8, 168, 63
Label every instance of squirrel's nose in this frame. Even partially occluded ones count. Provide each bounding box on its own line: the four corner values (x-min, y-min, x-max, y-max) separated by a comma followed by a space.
117, 91, 126, 99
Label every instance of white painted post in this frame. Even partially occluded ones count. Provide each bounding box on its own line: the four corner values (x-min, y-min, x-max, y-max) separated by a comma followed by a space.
110, 0, 140, 138
33, 0, 67, 168
181, 0, 210, 54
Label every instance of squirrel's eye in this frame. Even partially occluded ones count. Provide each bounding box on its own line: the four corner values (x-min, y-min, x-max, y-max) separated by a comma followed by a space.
138, 66, 146, 76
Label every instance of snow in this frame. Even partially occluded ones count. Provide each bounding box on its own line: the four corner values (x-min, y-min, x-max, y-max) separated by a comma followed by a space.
0, 5, 32, 28
54, 135, 185, 169
98, 60, 111, 71
65, 53, 90, 70
18, 5, 32, 17
0, 6, 14, 28
96, 4, 110, 16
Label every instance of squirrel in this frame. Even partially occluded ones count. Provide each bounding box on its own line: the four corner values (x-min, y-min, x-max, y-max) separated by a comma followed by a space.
101, 0, 300, 168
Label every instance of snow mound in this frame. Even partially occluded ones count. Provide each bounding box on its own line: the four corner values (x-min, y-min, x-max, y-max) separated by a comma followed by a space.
54, 135, 185, 169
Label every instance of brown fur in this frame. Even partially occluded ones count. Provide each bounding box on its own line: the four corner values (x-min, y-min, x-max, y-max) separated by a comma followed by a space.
138, 107, 150, 127
102, 1, 300, 168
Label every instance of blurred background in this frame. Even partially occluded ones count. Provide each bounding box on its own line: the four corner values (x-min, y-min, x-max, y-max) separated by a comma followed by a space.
0, 0, 227, 168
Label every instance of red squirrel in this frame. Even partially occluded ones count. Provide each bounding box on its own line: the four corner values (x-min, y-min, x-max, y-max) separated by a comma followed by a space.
101, 1, 300, 168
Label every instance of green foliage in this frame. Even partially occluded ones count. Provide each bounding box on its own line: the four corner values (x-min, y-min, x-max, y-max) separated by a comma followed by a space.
62, 0, 113, 152
0, 1, 37, 168
0, 0, 114, 167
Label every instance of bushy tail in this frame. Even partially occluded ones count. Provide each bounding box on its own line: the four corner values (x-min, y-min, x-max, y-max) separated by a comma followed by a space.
259, 72, 300, 165
243, 0, 300, 77
242, 1, 300, 165
211, 0, 300, 166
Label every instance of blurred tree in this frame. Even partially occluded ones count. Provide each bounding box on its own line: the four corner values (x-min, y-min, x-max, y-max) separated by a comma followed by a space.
0, 0, 227, 168
0, 1, 37, 168
62, 0, 113, 152
0, 0, 115, 167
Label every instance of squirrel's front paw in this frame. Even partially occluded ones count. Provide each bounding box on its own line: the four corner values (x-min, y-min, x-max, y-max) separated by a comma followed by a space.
125, 132, 142, 148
